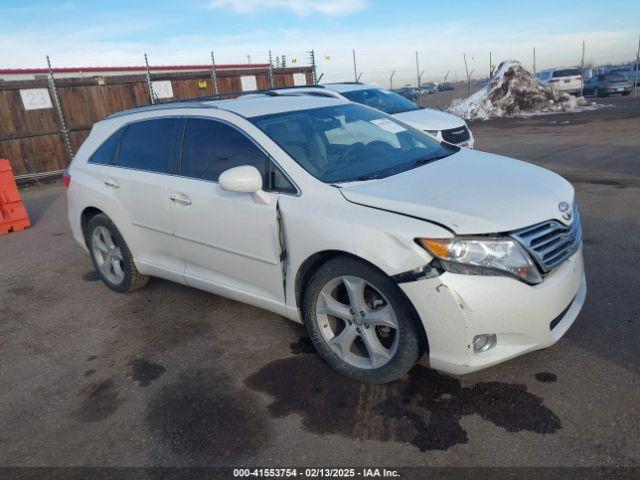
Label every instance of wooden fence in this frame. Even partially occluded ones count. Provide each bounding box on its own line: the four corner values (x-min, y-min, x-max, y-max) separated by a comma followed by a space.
0, 66, 313, 178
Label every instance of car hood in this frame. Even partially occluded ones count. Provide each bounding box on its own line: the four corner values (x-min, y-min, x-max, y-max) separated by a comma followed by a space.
339, 149, 575, 234
392, 108, 466, 131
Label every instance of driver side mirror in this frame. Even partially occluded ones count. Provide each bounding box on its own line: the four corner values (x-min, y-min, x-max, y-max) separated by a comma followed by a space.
219, 165, 262, 193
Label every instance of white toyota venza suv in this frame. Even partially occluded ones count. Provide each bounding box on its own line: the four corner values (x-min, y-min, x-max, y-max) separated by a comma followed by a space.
66, 95, 586, 384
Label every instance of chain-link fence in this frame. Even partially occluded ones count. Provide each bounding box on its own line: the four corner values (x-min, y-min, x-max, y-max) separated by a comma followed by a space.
0, 52, 314, 181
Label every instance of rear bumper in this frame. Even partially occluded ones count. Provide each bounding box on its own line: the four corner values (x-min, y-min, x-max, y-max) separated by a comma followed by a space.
550, 84, 582, 94
400, 246, 586, 375
606, 87, 632, 94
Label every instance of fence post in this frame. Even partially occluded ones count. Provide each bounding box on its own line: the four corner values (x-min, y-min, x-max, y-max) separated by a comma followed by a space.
210, 51, 220, 95
46, 55, 73, 164
144, 53, 155, 104
268, 50, 275, 88
308, 50, 318, 85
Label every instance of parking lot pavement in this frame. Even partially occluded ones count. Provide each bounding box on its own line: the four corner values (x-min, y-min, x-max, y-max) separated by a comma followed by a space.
1, 97, 639, 468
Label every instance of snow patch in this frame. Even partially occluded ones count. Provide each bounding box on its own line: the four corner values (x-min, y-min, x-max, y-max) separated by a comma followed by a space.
448, 60, 601, 120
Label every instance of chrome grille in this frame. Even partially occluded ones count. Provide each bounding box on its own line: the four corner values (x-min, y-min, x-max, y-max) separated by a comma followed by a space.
511, 206, 582, 273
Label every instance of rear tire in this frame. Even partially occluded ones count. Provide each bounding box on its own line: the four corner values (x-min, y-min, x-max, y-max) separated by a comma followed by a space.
86, 214, 149, 293
302, 257, 423, 384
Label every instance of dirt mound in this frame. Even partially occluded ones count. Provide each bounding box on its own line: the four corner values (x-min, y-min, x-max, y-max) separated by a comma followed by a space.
448, 60, 596, 120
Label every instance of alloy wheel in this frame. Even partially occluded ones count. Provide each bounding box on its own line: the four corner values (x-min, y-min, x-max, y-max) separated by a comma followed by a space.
315, 275, 399, 369
91, 225, 125, 285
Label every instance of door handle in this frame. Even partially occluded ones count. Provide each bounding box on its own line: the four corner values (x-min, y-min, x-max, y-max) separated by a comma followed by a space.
104, 178, 119, 189
169, 193, 192, 206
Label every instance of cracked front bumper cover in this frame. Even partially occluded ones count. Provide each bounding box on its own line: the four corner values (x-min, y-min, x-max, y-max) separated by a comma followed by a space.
399, 246, 586, 375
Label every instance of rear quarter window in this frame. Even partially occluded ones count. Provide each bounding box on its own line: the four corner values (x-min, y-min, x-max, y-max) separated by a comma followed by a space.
117, 118, 181, 174
88, 128, 124, 165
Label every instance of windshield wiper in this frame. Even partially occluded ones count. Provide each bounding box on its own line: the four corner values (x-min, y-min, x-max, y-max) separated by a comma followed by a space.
353, 174, 384, 182
414, 154, 451, 166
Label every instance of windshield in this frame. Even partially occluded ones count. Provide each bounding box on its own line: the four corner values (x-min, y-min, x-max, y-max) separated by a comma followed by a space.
341, 88, 420, 115
251, 103, 456, 184
552, 69, 580, 78
605, 74, 626, 82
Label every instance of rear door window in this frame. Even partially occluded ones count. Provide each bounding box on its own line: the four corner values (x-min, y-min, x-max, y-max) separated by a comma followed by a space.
180, 118, 267, 182
117, 118, 180, 174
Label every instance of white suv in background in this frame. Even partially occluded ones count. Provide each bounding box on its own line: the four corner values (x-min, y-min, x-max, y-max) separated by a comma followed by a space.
66, 95, 585, 384
250, 83, 474, 148
536, 68, 583, 95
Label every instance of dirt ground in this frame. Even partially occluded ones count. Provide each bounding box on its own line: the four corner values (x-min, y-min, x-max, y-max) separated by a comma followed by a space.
1, 96, 639, 469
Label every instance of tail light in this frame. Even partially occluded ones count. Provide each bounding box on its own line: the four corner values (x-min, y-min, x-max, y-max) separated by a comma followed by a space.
62, 169, 71, 187
574, 76, 582, 80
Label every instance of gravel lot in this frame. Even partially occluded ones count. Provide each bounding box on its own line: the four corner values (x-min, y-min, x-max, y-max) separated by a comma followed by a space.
1, 96, 639, 468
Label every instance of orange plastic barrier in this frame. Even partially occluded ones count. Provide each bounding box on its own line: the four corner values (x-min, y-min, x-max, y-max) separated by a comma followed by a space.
0, 159, 31, 235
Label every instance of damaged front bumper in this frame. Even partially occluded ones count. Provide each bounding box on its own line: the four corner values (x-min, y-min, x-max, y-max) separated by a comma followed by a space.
399, 246, 586, 375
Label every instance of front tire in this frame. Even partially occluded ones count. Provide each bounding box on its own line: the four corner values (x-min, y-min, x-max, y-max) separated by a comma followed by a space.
303, 257, 423, 384
86, 214, 149, 293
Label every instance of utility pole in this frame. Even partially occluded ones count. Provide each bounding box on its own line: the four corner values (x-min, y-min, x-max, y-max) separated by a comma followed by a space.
144, 53, 155, 104
352, 49, 358, 83
463, 53, 471, 97
389, 70, 395, 90
210, 51, 219, 95
580, 41, 586, 97
635, 34, 640, 96
489, 51, 493, 78
46, 55, 73, 163
533, 47, 537, 75
415, 51, 422, 97
247, 54, 251, 64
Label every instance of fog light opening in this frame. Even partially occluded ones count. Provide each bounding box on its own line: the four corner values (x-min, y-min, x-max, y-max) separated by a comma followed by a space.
473, 334, 497, 353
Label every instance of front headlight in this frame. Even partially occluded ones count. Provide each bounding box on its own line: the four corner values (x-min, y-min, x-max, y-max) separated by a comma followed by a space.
424, 130, 439, 138
417, 237, 542, 285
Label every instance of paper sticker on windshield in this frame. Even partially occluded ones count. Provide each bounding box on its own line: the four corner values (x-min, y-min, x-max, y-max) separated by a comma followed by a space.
370, 118, 407, 133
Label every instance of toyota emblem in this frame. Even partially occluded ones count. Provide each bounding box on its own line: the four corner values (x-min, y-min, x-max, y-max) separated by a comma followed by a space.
558, 202, 572, 221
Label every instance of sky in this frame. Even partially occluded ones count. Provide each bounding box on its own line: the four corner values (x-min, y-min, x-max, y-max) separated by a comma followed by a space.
1, 0, 639, 84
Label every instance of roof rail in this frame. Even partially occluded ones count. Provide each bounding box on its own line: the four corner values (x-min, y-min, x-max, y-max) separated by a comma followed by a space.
106, 101, 216, 119
323, 81, 364, 85
106, 85, 326, 119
